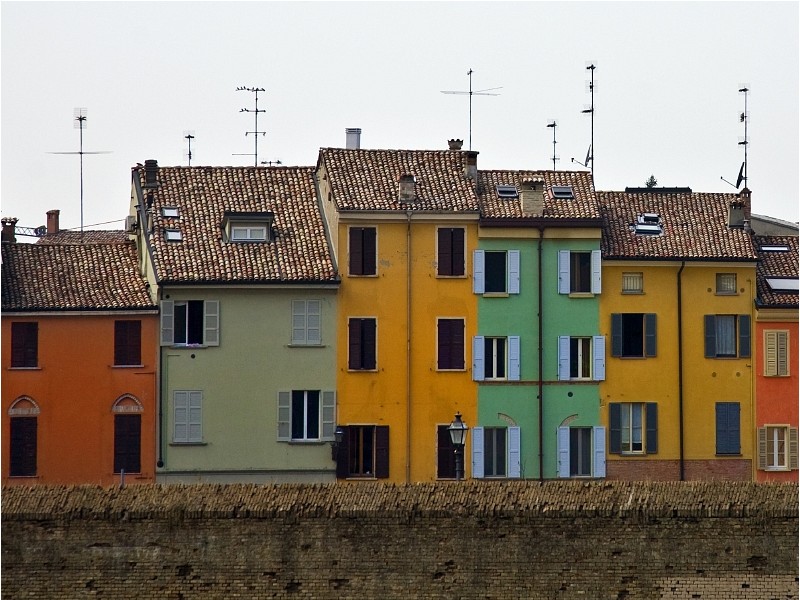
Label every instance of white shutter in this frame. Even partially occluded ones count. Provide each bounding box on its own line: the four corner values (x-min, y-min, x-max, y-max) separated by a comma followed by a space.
472, 336, 485, 381
321, 391, 336, 440
473, 250, 485, 294
593, 426, 606, 478
508, 250, 520, 294
188, 391, 202, 442
765, 331, 777, 376
508, 336, 520, 381
160, 300, 174, 346
471, 426, 484, 479
757, 427, 767, 469
277, 391, 291, 441
307, 300, 321, 345
558, 336, 570, 381
292, 301, 307, 344
790, 428, 799, 470
593, 336, 606, 381
777, 331, 789, 376
558, 251, 570, 294
557, 426, 570, 478
173, 391, 188, 442
508, 426, 521, 478
204, 300, 220, 346
591, 250, 602, 294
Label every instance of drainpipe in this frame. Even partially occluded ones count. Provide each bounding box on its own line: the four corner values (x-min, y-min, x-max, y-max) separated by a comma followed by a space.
157, 285, 165, 470
405, 209, 412, 483
538, 227, 545, 481
677, 261, 685, 481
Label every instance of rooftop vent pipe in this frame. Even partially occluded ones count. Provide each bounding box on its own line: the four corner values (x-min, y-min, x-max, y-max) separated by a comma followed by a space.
346, 128, 362, 150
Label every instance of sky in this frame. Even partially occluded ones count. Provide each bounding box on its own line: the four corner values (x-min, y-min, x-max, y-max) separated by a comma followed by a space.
2, 1, 798, 239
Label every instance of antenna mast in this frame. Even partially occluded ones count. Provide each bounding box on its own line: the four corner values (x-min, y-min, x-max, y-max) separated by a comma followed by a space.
441, 69, 502, 151
738, 86, 749, 188
236, 86, 266, 166
546, 121, 559, 171
583, 63, 595, 173
184, 131, 195, 166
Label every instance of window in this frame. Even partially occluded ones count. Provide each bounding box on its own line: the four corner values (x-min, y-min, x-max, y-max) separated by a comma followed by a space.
277, 390, 335, 442
558, 250, 601, 295
349, 227, 377, 276
633, 213, 663, 236
764, 331, 789, 376
611, 314, 657, 358
437, 318, 465, 370
437, 228, 465, 276
334, 425, 389, 479
766, 278, 800, 292
716, 273, 737, 295
162, 207, 180, 218
9, 416, 37, 477
471, 426, 520, 478
715, 402, 740, 455
292, 300, 321, 345
348, 318, 377, 370
622, 272, 643, 294
11, 322, 38, 368
557, 426, 606, 478
473, 250, 520, 295
551, 185, 574, 199
173, 391, 202, 443
609, 403, 658, 454
758, 426, 798, 471
704, 315, 750, 358
165, 229, 182, 241
558, 336, 605, 381
114, 414, 141, 474
472, 336, 520, 381
114, 320, 142, 366
160, 300, 220, 347
223, 212, 273, 243
436, 425, 457, 479
231, 225, 267, 241
496, 184, 518, 199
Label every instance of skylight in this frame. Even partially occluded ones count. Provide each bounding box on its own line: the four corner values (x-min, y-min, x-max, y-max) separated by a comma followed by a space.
760, 245, 790, 252
164, 229, 182, 242
550, 185, 574, 199
766, 278, 799, 292
162, 207, 180, 218
633, 213, 663, 235
496, 184, 518, 199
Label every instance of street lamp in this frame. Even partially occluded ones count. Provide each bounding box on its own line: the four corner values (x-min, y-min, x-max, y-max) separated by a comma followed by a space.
448, 412, 469, 481
331, 426, 345, 461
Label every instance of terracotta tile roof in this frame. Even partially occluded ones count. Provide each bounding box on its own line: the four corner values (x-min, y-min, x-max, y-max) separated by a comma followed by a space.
1, 241, 155, 312
318, 148, 480, 212
598, 191, 758, 261
136, 166, 337, 284
477, 170, 600, 221
36, 230, 129, 245
755, 235, 799, 308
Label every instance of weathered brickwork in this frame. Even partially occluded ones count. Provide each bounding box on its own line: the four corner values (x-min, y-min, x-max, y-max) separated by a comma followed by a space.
2, 482, 797, 599
608, 459, 752, 482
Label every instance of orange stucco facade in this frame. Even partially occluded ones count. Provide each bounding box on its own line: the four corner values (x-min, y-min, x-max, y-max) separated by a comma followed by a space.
2, 313, 158, 485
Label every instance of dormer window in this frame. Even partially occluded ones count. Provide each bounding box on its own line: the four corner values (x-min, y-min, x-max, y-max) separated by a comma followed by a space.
550, 186, 574, 199
223, 211, 274, 243
162, 207, 180, 218
766, 278, 799, 293
231, 226, 267, 241
496, 184, 518, 199
165, 229, 182, 242
633, 213, 663, 235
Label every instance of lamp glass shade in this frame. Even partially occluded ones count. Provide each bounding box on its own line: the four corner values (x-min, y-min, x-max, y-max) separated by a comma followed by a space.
334, 426, 345, 445
448, 412, 468, 447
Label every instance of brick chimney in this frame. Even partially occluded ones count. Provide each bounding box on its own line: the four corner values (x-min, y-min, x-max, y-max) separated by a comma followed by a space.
448, 139, 463, 150
738, 187, 752, 222
47, 209, 60, 235
143, 159, 159, 189
398, 174, 416, 203
520, 179, 545, 216
346, 128, 362, 150
1, 217, 18, 243
465, 151, 478, 181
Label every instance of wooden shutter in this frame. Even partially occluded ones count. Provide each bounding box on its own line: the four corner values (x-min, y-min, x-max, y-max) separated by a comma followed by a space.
645, 403, 658, 454
790, 428, 799, 470
508, 426, 521, 478
764, 331, 786, 376
292, 301, 307, 345
363, 319, 377, 370
437, 425, 456, 479
608, 403, 621, 454
321, 391, 336, 440
715, 402, 740, 454
472, 336, 485, 381
452, 228, 465, 276
9, 417, 37, 477
439, 319, 463, 370
11, 322, 38, 368
115, 320, 141, 366
349, 228, 364, 275
777, 331, 789, 376
508, 250, 520, 294
508, 336, 520, 381
558, 336, 570, 381
738, 314, 751, 358
173, 391, 188, 442
757, 427, 767, 469
307, 300, 321, 344
277, 391, 291, 441
348, 319, 362, 369
593, 426, 606, 478
471, 426, 484, 479
611, 314, 623, 357
374, 425, 390, 479
473, 250, 485, 294
644, 313, 657, 357
363, 227, 377, 275
204, 301, 220, 346
160, 300, 174, 346
438, 228, 453, 276
593, 336, 606, 381
704, 315, 716, 358
558, 250, 570, 294
188, 391, 202, 442
335, 426, 350, 479
591, 250, 602, 294
114, 414, 141, 474
557, 426, 570, 478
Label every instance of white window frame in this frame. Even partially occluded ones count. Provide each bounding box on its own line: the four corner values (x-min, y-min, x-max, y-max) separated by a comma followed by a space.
160, 300, 220, 347
558, 250, 601, 295
764, 330, 789, 377
231, 225, 268, 242
164, 229, 182, 242
472, 250, 520, 295
277, 390, 336, 442
758, 426, 799, 471
471, 426, 521, 479
292, 300, 322, 345
620, 403, 644, 454
557, 426, 606, 478
558, 336, 605, 381
472, 335, 520, 381
716, 273, 737, 295
173, 391, 202, 443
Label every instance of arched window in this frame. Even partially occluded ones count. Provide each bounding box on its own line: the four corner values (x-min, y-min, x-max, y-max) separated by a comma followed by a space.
8, 397, 39, 477
112, 395, 142, 474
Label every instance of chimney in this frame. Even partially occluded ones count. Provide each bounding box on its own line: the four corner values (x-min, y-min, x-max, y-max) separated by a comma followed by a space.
448, 139, 463, 151
728, 199, 745, 228
520, 179, 545, 216
738, 187, 752, 223
398, 174, 416, 203
465, 151, 478, 181
46, 209, 60, 235
1, 218, 18, 243
143, 159, 159, 189
345, 128, 362, 150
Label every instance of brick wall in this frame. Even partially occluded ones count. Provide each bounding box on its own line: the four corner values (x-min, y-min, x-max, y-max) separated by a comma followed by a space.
608, 459, 752, 481
2, 481, 797, 599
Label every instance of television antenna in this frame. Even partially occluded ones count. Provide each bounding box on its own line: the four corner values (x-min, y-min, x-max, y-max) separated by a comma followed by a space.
546, 120, 559, 171
572, 62, 596, 173
47, 108, 111, 236
441, 69, 502, 151
234, 86, 266, 166
720, 85, 749, 189
184, 131, 195, 166
260, 159, 282, 166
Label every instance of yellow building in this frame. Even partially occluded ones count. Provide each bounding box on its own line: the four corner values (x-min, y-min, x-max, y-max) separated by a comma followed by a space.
316, 141, 480, 482
598, 188, 758, 480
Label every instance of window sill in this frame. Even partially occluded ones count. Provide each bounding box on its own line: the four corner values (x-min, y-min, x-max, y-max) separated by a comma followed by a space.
284, 440, 330, 445
112, 364, 145, 369
763, 466, 790, 472
622, 290, 644, 295
568, 292, 595, 299
169, 344, 208, 349
347, 369, 379, 373
715, 453, 742, 457
344, 476, 378, 480
287, 343, 327, 348
169, 442, 207, 446
437, 274, 467, 279
7, 475, 39, 479
8, 366, 41, 370
715, 292, 739, 296
348, 274, 378, 278
482, 292, 510, 298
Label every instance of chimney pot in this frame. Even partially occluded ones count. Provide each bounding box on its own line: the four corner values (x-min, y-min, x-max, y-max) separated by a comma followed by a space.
345, 128, 362, 150
398, 174, 416, 204
143, 159, 159, 189
448, 139, 464, 151
46, 209, 60, 235
1, 217, 18, 243
464, 151, 478, 181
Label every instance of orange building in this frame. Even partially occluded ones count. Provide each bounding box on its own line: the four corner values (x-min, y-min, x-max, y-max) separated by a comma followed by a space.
1, 214, 158, 485
753, 235, 798, 481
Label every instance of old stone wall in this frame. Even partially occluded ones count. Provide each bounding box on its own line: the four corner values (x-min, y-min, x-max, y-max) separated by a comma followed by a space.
2, 481, 797, 599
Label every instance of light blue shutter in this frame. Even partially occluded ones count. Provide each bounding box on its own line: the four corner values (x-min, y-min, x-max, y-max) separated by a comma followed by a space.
204, 300, 220, 346
557, 426, 570, 478
292, 301, 306, 344
473, 250, 485, 294
508, 426, 521, 478
173, 391, 188, 442
508, 336, 520, 381
277, 391, 291, 441
321, 391, 335, 440
558, 251, 570, 294
593, 426, 606, 478
508, 250, 520, 294
593, 336, 606, 381
472, 336, 485, 381
188, 391, 202, 442
558, 336, 570, 381
307, 300, 321, 344
472, 426, 484, 478
591, 250, 602, 294
160, 300, 174, 346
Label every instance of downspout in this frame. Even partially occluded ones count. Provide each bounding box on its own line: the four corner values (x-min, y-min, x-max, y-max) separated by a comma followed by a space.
538, 227, 545, 481
405, 209, 412, 483
677, 261, 685, 481
157, 285, 165, 470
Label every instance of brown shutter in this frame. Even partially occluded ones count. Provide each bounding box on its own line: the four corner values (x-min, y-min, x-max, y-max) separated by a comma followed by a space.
114, 414, 141, 474
375, 426, 390, 479
335, 426, 350, 479
438, 229, 453, 276
349, 228, 363, 275
452, 228, 465, 276
437, 425, 456, 479
363, 227, 377, 275
10, 417, 37, 477
114, 320, 142, 366
11, 322, 38, 368
348, 319, 362, 369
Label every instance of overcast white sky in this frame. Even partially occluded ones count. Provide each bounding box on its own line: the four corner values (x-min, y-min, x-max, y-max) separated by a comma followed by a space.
2, 1, 798, 238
